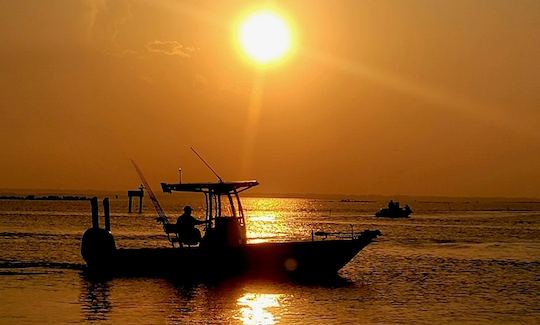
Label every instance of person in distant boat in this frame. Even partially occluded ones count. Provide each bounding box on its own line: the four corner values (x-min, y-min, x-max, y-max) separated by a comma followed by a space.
176, 206, 207, 244
388, 200, 395, 210
404, 204, 412, 214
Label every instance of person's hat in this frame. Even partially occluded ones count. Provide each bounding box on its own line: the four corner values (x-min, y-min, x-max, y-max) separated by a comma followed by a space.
184, 206, 192, 212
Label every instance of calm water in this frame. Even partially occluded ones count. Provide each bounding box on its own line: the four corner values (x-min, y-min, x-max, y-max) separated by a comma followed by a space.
1, 193, 539, 324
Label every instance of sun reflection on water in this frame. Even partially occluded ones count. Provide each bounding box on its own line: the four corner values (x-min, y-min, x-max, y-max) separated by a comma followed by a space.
245, 198, 283, 242
236, 293, 283, 325
243, 197, 320, 243
248, 215, 277, 222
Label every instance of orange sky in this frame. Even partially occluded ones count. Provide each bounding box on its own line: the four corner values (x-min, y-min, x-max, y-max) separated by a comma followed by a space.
1, 0, 539, 197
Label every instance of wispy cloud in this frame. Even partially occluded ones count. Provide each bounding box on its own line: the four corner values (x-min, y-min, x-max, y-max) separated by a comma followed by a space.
84, 0, 105, 39
146, 40, 195, 58
84, 0, 133, 52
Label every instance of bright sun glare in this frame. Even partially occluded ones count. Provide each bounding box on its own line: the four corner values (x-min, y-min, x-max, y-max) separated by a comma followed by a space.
239, 11, 291, 64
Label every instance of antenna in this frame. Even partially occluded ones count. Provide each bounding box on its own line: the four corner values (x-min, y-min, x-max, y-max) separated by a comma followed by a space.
190, 147, 223, 182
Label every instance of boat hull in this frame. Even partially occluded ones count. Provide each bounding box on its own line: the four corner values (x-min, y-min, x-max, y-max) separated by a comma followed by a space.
375, 208, 411, 218
84, 230, 381, 279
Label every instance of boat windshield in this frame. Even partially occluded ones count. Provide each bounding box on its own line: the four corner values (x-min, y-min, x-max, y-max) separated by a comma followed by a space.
161, 181, 255, 223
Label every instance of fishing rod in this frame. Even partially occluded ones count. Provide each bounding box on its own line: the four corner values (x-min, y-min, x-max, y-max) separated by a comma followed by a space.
190, 147, 224, 183
130, 159, 169, 224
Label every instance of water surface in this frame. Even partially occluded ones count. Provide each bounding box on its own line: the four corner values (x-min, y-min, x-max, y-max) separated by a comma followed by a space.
1, 195, 539, 324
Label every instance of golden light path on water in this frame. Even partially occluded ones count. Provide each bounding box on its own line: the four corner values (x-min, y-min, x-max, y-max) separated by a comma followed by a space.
243, 198, 290, 243
235, 293, 284, 325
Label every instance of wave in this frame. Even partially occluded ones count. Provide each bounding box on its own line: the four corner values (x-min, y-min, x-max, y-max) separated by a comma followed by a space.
0, 231, 171, 241
0, 259, 84, 271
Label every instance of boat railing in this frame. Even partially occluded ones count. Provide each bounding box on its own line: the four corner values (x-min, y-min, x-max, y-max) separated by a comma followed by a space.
311, 225, 358, 241
311, 227, 382, 241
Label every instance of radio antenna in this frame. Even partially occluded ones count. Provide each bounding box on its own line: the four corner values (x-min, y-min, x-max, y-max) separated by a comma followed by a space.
190, 147, 223, 183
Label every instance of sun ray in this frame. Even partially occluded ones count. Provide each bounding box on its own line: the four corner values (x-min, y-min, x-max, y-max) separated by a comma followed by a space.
305, 50, 540, 142
241, 73, 265, 175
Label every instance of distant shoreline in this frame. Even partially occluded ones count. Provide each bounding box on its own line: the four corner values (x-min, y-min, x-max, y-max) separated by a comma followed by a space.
0, 195, 90, 201
0, 189, 538, 202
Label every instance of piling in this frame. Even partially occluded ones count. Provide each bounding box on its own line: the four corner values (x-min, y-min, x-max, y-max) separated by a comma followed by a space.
91, 197, 99, 229
127, 185, 144, 213
103, 197, 111, 232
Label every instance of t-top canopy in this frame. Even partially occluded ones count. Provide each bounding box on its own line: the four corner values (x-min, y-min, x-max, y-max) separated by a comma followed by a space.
161, 180, 259, 194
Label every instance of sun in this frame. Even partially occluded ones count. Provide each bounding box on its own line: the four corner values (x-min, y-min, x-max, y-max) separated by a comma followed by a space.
238, 11, 292, 64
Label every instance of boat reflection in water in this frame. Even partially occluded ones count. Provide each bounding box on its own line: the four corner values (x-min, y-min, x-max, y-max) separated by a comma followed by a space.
80, 279, 112, 322
79, 275, 295, 324
235, 293, 284, 325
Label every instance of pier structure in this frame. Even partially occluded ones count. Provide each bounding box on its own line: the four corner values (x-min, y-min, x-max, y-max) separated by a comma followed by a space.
127, 184, 144, 213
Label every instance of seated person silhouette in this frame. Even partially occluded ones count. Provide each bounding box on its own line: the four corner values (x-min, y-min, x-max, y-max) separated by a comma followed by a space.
404, 204, 412, 214
176, 206, 207, 245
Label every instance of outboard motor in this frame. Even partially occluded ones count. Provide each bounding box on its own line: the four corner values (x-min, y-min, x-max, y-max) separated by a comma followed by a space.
81, 197, 116, 272
81, 227, 116, 270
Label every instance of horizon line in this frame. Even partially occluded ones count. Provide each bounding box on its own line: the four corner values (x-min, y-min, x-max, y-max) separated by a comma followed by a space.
0, 187, 539, 201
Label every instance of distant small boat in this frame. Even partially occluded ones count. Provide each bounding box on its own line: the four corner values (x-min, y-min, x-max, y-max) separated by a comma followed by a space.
340, 199, 372, 203
375, 201, 413, 218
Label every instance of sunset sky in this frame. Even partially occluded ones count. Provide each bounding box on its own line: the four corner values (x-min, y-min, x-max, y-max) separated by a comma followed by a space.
1, 0, 539, 197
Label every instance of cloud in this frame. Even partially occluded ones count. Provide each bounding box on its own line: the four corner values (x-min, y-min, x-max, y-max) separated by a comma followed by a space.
146, 40, 195, 58
84, 0, 105, 38
84, 0, 133, 51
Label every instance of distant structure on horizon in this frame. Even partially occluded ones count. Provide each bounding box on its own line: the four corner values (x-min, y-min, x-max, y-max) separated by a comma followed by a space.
127, 184, 144, 213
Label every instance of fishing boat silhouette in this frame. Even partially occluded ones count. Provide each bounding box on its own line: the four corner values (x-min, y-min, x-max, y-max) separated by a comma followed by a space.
81, 153, 381, 279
